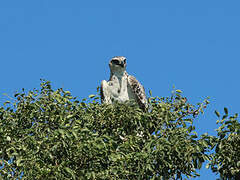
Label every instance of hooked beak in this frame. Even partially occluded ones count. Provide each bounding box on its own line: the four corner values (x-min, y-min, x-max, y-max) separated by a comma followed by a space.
120, 61, 125, 68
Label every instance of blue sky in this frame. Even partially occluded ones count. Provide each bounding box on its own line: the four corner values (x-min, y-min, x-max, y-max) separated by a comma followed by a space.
1, 1, 239, 179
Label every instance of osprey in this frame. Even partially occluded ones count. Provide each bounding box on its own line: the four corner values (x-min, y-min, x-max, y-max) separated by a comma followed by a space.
100, 56, 148, 111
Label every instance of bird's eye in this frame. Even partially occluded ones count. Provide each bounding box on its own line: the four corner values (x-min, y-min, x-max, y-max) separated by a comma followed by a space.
111, 60, 119, 64
124, 59, 126, 64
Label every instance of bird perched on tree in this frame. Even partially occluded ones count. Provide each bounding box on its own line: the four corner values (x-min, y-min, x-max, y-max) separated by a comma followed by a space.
100, 56, 148, 111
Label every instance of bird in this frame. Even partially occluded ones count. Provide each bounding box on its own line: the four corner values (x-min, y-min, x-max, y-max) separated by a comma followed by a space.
100, 56, 148, 111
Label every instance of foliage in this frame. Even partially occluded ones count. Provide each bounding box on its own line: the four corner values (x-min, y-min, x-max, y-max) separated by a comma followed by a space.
0, 80, 220, 179
208, 109, 240, 180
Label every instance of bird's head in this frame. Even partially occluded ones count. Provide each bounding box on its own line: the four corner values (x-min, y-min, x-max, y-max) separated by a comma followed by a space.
109, 56, 127, 75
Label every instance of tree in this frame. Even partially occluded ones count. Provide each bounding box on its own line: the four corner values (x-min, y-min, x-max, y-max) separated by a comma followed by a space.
208, 109, 240, 180
0, 80, 236, 179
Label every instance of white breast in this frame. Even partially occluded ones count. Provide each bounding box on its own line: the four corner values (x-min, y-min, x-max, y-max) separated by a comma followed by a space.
108, 75, 129, 102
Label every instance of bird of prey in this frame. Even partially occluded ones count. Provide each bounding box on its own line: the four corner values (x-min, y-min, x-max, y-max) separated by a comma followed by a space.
100, 56, 148, 111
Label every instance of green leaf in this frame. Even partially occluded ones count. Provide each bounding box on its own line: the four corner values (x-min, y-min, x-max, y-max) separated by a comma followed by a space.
64, 167, 76, 179
185, 119, 193, 124
88, 94, 95, 98
149, 90, 152, 96
6, 136, 11, 141
176, 89, 182, 93
67, 114, 74, 119
237, 161, 240, 167
202, 140, 208, 147
3, 101, 11, 106
16, 158, 22, 166
65, 91, 71, 94
224, 107, 228, 115
215, 110, 220, 118
191, 135, 198, 139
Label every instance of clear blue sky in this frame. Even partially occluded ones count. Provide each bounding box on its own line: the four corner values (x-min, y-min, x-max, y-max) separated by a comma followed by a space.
1, 1, 239, 179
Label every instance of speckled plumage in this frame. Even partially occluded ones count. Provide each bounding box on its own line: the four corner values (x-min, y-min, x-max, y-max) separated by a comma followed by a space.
100, 56, 148, 111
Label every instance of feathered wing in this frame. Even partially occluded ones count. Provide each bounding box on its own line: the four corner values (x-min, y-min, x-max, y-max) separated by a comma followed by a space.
127, 75, 148, 111
100, 80, 111, 104
100, 81, 105, 103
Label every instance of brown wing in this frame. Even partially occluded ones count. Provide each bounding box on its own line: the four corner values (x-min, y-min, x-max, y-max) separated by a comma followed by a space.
100, 80, 108, 103
127, 75, 148, 111
100, 81, 105, 103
